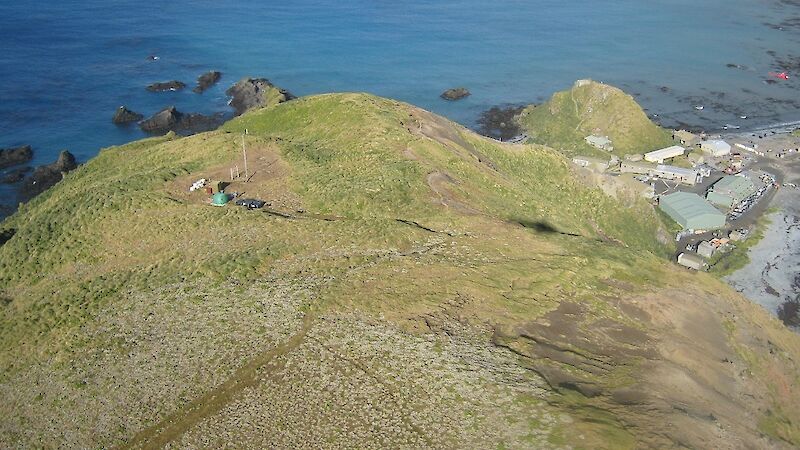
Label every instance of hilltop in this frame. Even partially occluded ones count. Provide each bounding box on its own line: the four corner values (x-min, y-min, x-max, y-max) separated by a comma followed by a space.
517, 80, 674, 158
1, 93, 799, 449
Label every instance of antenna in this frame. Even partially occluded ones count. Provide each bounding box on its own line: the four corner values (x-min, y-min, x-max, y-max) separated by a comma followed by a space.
242, 129, 249, 181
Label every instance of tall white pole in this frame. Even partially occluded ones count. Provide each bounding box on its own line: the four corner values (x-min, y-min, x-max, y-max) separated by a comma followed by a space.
242, 130, 249, 181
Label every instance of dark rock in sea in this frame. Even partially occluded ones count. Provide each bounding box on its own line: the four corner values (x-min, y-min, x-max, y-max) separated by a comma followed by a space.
477, 105, 525, 141
778, 298, 800, 328
146, 80, 186, 92
19, 150, 78, 200
140, 107, 182, 133
112, 106, 144, 124
440, 87, 471, 101
1, 166, 31, 184
139, 106, 225, 135
0, 145, 33, 170
659, 86, 670, 93
193, 71, 222, 93
0, 228, 15, 247
226, 78, 295, 116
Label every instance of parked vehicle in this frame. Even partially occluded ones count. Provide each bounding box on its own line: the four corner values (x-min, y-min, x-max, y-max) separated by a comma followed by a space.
235, 198, 266, 209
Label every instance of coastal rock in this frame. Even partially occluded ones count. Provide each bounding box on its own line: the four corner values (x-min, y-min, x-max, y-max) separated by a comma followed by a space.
193, 71, 222, 93
0, 145, 33, 170
139, 106, 225, 135
477, 105, 525, 140
19, 150, 78, 199
146, 80, 186, 92
1, 166, 31, 184
112, 106, 144, 124
440, 87, 471, 101
140, 106, 181, 133
226, 78, 295, 116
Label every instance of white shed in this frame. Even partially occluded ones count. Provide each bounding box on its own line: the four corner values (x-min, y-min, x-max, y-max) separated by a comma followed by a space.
677, 252, 706, 271
701, 140, 731, 157
644, 146, 685, 163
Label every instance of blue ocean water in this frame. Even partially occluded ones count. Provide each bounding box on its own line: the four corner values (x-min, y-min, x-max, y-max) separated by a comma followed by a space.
1, 0, 799, 216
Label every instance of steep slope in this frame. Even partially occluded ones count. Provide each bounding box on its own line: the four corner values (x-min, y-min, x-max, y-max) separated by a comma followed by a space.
517, 80, 673, 158
1, 93, 799, 449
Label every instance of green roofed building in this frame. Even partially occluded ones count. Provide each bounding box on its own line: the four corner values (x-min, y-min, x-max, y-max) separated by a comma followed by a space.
659, 192, 725, 230
706, 175, 756, 209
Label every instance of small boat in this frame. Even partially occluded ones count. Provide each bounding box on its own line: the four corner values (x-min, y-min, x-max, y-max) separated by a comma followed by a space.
740, 115, 747, 119
723, 124, 741, 130
694, 105, 704, 110
769, 71, 789, 80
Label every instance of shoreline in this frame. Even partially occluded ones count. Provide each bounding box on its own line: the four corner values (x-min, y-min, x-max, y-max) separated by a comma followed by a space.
719, 129, 800, 330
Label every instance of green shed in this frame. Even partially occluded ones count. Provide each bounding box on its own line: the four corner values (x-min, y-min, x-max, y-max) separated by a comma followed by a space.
706, 175, 756, 209
211, 192, 229, 206
659, 192, 725, 230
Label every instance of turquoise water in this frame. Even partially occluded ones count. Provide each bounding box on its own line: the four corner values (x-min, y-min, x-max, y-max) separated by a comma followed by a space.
1, 0, 799, 214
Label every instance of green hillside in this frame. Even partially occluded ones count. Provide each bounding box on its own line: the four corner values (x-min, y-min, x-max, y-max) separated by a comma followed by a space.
1, 93, 799, 449
517, 80, 674, 158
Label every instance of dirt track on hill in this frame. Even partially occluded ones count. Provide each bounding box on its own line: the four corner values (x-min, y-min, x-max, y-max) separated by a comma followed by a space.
123, 312, 317, 450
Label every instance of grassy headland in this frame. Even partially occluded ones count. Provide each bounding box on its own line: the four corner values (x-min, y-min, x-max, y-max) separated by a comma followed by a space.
516, 80, 674, 158
1, 92, 799, 449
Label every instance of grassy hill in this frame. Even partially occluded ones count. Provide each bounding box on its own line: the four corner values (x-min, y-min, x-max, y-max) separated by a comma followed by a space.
1, 93, 799, 449
517, 80, 674, 158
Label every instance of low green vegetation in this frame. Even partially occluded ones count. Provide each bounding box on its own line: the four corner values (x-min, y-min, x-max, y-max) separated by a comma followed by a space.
792, 128, 800, 137
516, 80, 673, 158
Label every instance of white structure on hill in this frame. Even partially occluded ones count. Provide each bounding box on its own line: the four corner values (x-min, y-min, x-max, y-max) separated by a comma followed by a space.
644, 145, 685, 163
585, 135, 613, 152
701, 140, 731, 157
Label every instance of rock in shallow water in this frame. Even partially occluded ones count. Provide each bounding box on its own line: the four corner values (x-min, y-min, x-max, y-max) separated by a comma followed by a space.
226, 78, 295, 116
139, 106, 225, 135
440, 87, 471, 101
1, 166, 31, 184
146, 80, 186, 92
193, 71, 222, 93
19, 150, 78, 200
112, 106, 144, 124
0, 145, 33, 170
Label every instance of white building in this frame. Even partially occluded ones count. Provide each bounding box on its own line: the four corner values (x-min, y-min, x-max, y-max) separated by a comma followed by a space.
644, 145, 685, 163
572, 156, 611, 172
585, 135, 613, 152
677, 252, 706, 271
701, 140, 731, 157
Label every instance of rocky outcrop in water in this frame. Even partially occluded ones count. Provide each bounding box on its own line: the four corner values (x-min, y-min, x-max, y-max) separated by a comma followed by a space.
1, 166, 31, 184
139, 106, 225, 135
19, 150, 78, 199
193, 71, 222, 93
112, 106, 144, 124
146, 80, 186, 92
440, 87, 471, 101
226, 78, 295, 116
0, 145, 33, 170
477, 106, 525, 140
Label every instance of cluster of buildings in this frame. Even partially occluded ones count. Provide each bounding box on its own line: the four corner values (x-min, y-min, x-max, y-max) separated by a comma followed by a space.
573, 130, 772, 271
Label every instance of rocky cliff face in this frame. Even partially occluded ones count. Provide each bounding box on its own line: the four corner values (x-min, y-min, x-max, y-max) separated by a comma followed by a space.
139, 106, 224, 135
19, 150, 77, 199
226, 77, 294, 116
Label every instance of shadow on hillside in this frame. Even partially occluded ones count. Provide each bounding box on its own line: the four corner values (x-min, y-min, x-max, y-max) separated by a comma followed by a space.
514, 218, 581, 237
